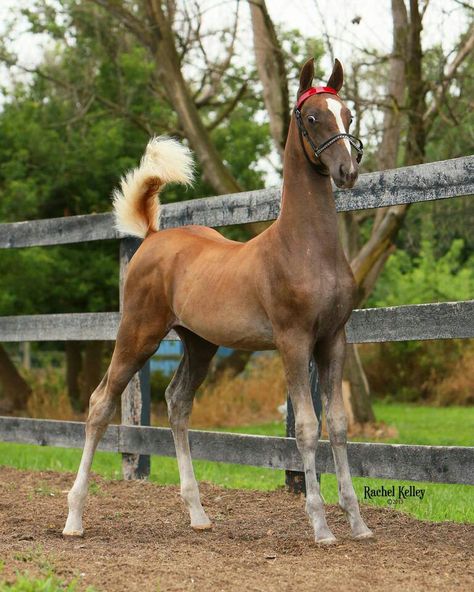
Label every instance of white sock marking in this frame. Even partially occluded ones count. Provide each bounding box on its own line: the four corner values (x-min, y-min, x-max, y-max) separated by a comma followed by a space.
326, 98, 354, 173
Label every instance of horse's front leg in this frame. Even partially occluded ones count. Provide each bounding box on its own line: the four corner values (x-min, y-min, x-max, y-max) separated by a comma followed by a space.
316, 331, 373, 540
278, 333, 336, 544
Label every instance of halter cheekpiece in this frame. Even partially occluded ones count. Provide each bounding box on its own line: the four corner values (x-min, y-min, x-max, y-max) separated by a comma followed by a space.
294, 87, 364, 168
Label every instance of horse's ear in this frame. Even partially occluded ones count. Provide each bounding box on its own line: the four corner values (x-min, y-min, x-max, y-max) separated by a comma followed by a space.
327, 59, 343, 92
298, 58, 314, 98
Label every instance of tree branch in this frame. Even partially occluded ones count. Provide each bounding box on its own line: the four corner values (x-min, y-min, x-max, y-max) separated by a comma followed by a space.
424, 23, 474, 131
248, 0, 290, 161
206, 82, 248, 131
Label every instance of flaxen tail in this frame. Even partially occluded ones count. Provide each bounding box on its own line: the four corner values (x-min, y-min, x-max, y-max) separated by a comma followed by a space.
112, 136, 194, 238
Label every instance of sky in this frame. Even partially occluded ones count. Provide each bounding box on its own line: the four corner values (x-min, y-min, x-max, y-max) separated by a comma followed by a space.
0, 0, 469, 179
0, 0, 468, 75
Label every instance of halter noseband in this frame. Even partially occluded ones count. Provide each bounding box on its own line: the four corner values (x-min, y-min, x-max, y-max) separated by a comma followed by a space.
294, 87, 364, 170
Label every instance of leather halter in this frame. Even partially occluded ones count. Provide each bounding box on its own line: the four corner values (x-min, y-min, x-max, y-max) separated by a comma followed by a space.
294, 87, 364, 171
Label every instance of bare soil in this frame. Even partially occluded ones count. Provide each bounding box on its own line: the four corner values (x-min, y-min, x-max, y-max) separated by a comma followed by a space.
0, 467, 472, 592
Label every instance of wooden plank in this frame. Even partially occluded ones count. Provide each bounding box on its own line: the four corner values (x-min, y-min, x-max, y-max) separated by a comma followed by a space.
0, 416, 118, 452
0, 312, 121, 341
1, 417, 472, 485
0, 212, 118, 249
1, 157, 473, 248
120, 426, 474, 485
0, 312, 179, 342
338, 155, 474, 212
347, 300, 474, 343
1, 301, 472, 343
159, 155, 474, 227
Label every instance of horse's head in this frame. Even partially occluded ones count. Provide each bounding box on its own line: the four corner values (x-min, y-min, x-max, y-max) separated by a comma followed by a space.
294, 58, 363, 189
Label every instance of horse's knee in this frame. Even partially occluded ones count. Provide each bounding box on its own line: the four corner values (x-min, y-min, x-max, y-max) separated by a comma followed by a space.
327, 413, 348, 447
295, 416, 319, 452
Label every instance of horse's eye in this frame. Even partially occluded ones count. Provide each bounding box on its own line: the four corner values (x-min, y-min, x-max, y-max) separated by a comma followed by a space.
307, 115, 316, 124
349, 117, 354, 125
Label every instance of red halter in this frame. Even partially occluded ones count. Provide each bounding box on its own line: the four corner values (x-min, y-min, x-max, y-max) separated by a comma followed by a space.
296, 86, 338, 109
294, 86, 364, 166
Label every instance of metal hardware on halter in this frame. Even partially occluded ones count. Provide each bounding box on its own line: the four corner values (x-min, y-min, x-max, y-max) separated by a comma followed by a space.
294, 87, 364, 166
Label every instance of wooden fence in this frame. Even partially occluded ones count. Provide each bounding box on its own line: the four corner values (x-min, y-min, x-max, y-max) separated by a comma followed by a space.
0, 155, 473, 485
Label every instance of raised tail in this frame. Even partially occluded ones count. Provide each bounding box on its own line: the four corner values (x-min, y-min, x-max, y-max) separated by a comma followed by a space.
112, 136, 194, 238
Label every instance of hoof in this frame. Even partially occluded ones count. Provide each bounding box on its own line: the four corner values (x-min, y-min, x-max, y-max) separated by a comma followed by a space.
315, 535, 337, 545
353, 529, 374, 541
62, 529, 84, 538
191, 522, 213, 532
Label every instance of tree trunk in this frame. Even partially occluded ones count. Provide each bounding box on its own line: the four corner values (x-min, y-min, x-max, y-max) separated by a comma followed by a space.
79, 341, 105, 411
208, 350, 252, 384
144, 0, 242, 195
249, 0, 290, 161
343, 344, 375, 423
377, 0, 408, 173
405, 0, 425, 166
66, 341, 83, 412
0, 344, 31, 411
91, 0, 242, 196
337, 0, 408, 423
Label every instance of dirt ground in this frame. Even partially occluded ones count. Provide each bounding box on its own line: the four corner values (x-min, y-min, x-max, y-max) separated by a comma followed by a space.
0, 467, 472, 592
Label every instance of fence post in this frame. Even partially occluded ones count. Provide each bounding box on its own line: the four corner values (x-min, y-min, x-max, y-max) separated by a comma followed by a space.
285, 357, 322, 493
119, 237, 151, 480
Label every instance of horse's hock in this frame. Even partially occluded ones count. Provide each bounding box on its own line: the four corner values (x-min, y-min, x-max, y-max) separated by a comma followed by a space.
0, 156, 473, 483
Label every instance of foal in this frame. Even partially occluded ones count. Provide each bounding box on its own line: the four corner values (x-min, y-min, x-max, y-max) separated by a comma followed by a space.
63, 58, 373, 544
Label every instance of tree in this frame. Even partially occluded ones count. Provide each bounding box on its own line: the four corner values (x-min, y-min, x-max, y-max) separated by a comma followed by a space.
0, 1, 472, 419
249, 0, 290, 160
0, 0, 271, 410
249, 0, 473, 422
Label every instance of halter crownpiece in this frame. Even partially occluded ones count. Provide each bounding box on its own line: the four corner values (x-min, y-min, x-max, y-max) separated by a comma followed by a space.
294, 87, 364, 166
296, 86, 339, 109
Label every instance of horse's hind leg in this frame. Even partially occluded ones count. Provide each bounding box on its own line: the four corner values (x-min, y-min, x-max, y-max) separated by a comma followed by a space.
63, 311, 169, 537
166, 327, 217, 530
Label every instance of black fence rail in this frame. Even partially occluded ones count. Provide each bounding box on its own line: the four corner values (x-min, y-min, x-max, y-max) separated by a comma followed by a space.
0, 156, 473, 484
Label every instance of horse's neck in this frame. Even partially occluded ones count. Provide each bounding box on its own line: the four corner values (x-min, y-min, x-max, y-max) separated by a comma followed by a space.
275, 130, 341, 258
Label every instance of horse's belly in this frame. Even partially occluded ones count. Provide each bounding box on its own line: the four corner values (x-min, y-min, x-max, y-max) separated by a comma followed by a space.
183, 322, 275, 351
173, 293, 275, 350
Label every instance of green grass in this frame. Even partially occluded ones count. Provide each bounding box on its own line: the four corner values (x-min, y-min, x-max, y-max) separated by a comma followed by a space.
370, 401, 474, 446
0, 573, 87, 592
0, 402, 472, 523
0, 559, 97, 592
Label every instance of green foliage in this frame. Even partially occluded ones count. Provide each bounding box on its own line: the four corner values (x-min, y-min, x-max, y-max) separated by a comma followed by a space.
369, 237, 474, 307
0, 244, 119, 315
0, 572, 95, 591
0, 1, 272, 318
365, 213, 473, 405
425, 33, 474, 162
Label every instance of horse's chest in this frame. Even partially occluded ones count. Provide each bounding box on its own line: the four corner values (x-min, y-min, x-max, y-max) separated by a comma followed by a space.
277, 271, 355, 328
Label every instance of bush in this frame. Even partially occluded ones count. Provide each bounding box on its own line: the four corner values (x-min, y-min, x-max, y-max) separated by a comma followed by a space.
25, 367, 76, 420
360, 339, 474, 405
364, 232, 473, 405
191, 353, 286, 428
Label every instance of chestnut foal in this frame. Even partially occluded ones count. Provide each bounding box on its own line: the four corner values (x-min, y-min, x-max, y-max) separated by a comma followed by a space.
63, 58, 373, 544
